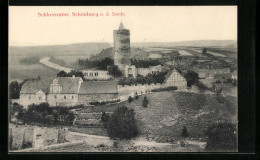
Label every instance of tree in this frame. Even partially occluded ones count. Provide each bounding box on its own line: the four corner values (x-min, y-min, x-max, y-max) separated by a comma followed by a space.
142, 96, 149, 108
98, 57, 114, 70
181, 126, 189, 138
135, 92, 139, 100
57, 70, 67, 77
128, 96, 134, 103
184, 70, 199, 87
106, 106, 138, 140
205, 123, 237, 151
202, 48, 207, 54
57, 70, 85, 80
196, 81, 208, 91
9, 81, 21, 99
67, 112, 75, 125
101, 112, 110, 128
107, 65, 122, 78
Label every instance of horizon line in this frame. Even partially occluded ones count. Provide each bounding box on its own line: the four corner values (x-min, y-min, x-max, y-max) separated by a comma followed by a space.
9, 39, 237, 47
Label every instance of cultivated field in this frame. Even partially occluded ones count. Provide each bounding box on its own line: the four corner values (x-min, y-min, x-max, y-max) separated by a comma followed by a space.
178, 50, 193, 56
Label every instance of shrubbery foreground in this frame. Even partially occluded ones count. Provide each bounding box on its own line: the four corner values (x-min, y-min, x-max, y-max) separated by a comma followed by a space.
102, 106, 138, 140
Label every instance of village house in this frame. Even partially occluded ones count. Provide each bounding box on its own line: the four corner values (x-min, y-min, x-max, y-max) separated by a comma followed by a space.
164, 68, 187, 89
19, 76, 118, 107
82, 69, 111, 80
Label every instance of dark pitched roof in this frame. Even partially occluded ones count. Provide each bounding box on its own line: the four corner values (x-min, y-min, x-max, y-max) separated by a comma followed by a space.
79, 81, 118, 94
20, 78, 53, 94
164, 68, 186, 81
20, 77, 82, 94
57, 77, 82, 94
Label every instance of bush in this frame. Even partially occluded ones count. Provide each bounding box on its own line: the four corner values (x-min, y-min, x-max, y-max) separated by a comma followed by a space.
128, 96, 134, 103
107, 65, 122, 78
21, 103, 75, 125
196, 81, 208, 91
106, 106, 138, 140
101, 112, 110, 128
135, 94, 139, 100
142, 96, 149, 108
89, 99, 120, 106
113, 141, 118, 148
184, 70, 199, 87
205, 123, 237, 151
57, 70, 85, 80
151, 86, 177, 92
9, 81, 22, 99
181, 126, 189, 138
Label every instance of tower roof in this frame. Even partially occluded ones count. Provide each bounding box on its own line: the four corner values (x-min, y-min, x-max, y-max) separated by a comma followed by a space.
118, 22, 125, 30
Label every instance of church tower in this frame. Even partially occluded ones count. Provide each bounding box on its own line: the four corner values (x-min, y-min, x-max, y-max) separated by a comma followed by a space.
113, 22, 131, 73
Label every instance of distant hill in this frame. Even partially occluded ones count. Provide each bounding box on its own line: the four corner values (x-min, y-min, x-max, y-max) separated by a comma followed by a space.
9, 43, 112, 57
9, 40, 236, 58
132, 40, 237, 48
90, 47, 149, 60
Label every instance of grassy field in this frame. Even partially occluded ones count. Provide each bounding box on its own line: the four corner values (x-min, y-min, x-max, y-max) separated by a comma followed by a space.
9, 55, 59, 83
36, 142, 202, 152
78, 91, 237, 141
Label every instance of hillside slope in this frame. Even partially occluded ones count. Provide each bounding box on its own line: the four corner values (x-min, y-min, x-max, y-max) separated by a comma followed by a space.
79, 91, 237, 142
89, 47, 149, 60
9, 43, 112, 57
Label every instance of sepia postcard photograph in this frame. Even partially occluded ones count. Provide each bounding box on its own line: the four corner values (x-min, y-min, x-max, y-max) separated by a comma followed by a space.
8, 6, 238, 152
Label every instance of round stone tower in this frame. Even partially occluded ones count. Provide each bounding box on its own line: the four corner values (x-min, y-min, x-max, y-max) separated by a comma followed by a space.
113, 22, 131, 72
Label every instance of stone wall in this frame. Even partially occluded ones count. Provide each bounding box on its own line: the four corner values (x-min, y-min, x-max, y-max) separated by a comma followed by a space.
118, 83, 166, 95
78, 93, 118, 105
9, 124, 68, 150
118, 82, 187, 96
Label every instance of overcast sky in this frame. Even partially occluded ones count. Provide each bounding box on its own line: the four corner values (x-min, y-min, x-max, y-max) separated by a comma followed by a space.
9, 6, 237, 46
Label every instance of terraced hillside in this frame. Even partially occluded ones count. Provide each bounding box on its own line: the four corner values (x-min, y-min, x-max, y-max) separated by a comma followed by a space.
77, 91, 237, 141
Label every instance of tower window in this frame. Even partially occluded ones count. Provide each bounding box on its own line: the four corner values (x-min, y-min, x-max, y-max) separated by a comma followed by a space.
95, 72, 98, 76
64, 95, 66, 99
54, 95, 57, 99
90, 73, 93, 76
29, 96, 31, 100
72, 96, 74, 99
39, 97, 42, 100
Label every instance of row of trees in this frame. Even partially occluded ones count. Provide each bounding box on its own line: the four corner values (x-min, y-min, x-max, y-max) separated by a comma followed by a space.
57, 70, 85, 80
118, 71, 168, 85
77, 57, 114, 70
10, 103, 75, 125
184, 70, 208, 91
131, 59, 161, 68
